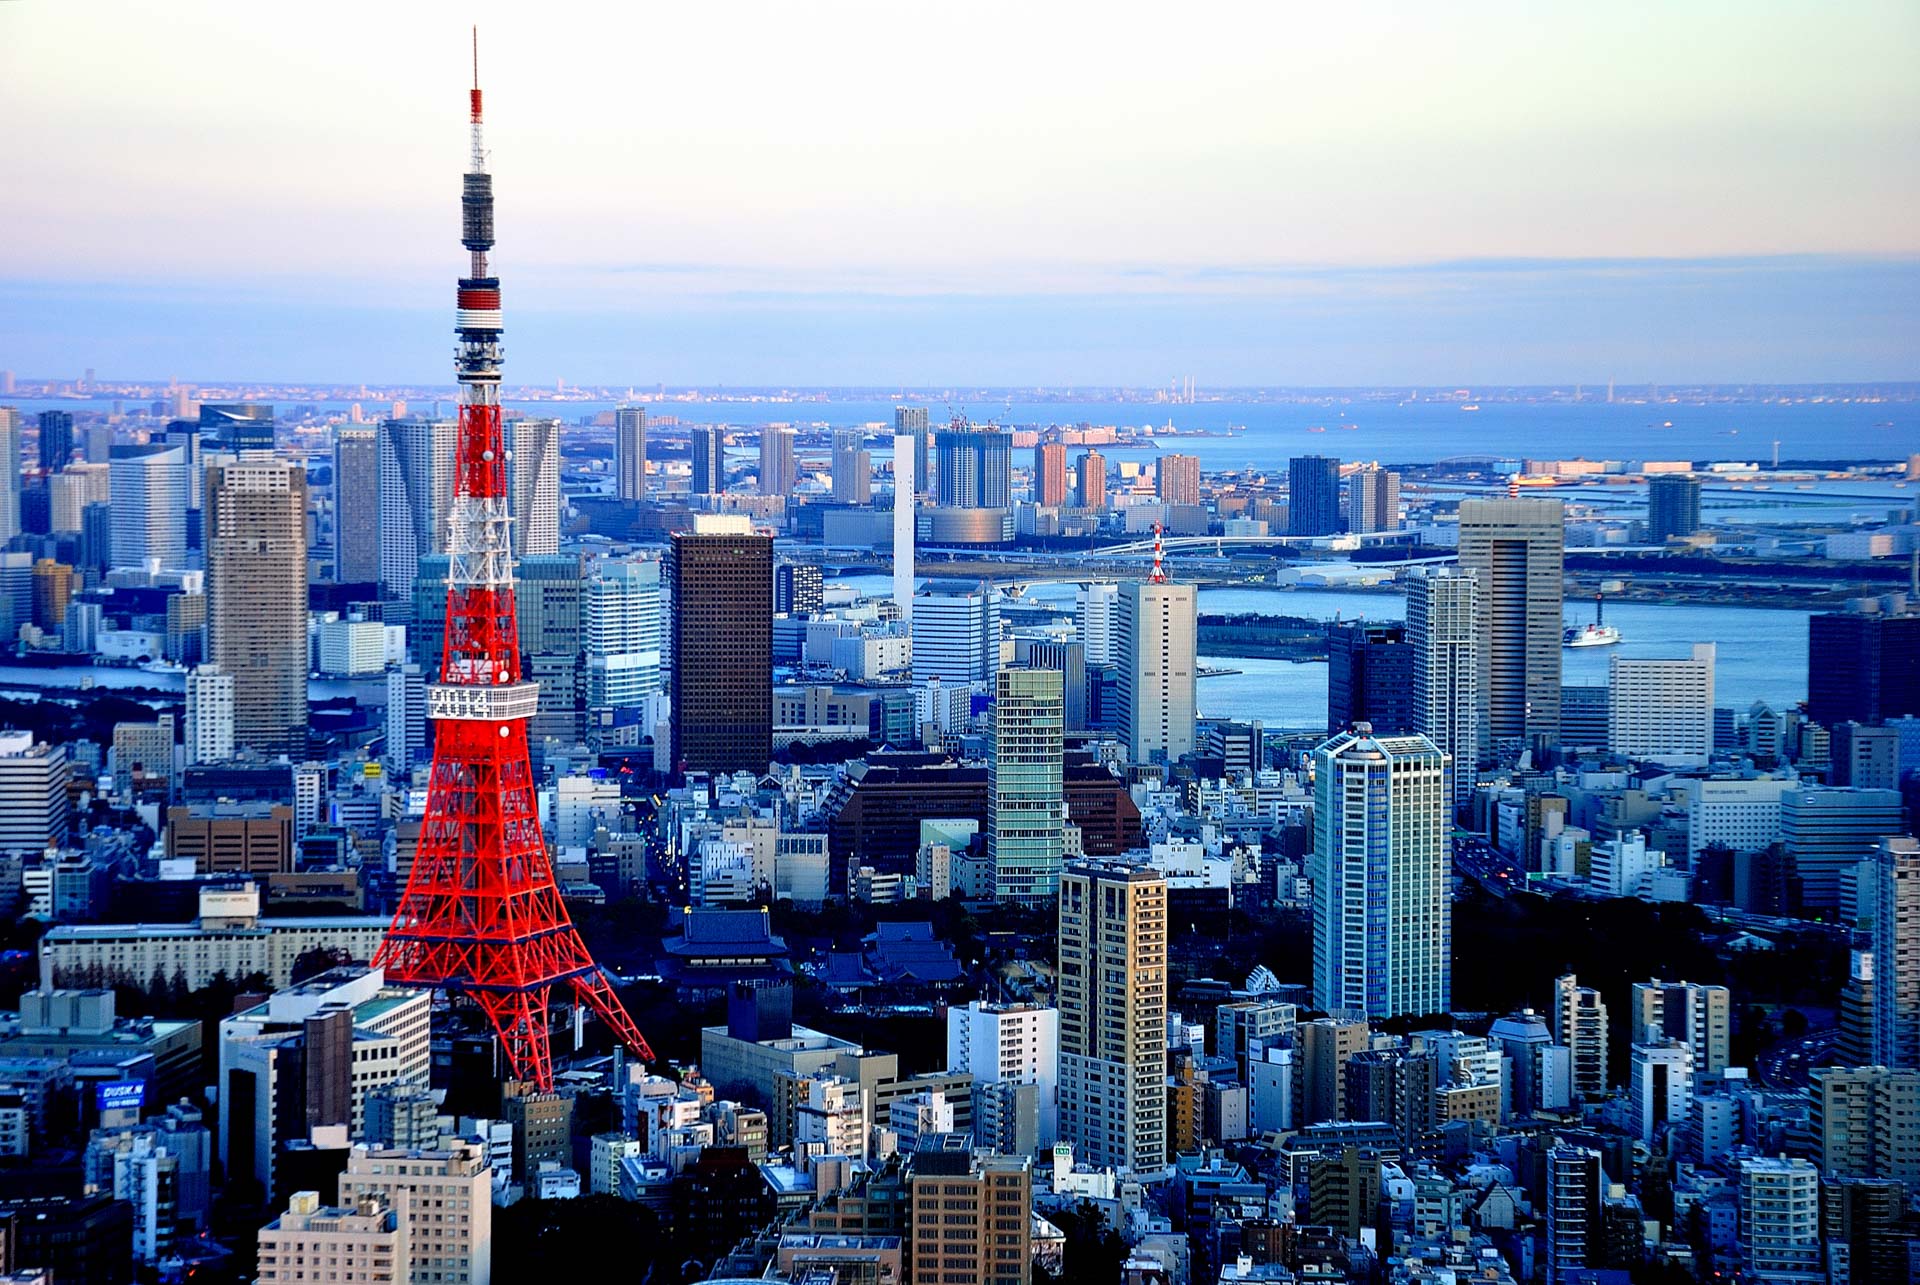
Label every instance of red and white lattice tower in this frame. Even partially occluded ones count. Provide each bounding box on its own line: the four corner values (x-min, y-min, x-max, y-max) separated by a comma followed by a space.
374, 35, 654, 1088
1149, 523, 1168, 583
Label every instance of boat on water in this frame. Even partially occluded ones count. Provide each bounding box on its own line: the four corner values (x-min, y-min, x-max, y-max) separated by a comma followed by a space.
1564, 593, 1622, 648
1460, 404, 1480, 412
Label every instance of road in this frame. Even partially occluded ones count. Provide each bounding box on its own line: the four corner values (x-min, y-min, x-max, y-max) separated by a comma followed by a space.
1756, 1026, 1839, 1089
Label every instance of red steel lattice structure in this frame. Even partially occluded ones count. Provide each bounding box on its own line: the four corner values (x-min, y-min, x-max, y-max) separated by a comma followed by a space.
374, 39, 654, 1088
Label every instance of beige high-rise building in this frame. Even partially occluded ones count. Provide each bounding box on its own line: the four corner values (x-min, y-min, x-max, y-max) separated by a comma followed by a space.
1058, 861, 1167, 1179
1811, 1065, 1920, 1184
1298, 1014, 1371, 1124
1409, 569, 1481, 794
1117, 580, 1197, 767
1554, 973, 1610, 1100
1347, 465, 1401, 534
1629, 979, 1731, 1075
257, 1191, 407, 1285
907, 1135, 1032, 1285
339, 1141, 492, 1285
206, 456, 309, 758
1457, 498, 1564, 748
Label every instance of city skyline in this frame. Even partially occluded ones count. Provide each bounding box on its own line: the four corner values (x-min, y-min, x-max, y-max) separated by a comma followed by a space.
3, 5, 1917, 385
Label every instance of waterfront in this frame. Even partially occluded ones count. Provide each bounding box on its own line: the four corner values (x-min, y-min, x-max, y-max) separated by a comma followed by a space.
8, 393, 1918, 466
837, 576, 1812, 730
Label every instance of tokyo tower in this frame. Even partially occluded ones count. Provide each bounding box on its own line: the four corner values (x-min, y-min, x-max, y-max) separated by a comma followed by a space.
374, 34, 654, 1089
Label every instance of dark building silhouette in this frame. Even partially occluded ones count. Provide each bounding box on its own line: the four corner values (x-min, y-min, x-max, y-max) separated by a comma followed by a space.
1289, 454, 1342, 536
1808, 609, 1920, 728
1327, 623, 1415, 735
0, 1195, 134, 1284
689, 426, 725, 495
1646, 475, 1703, 542
774, 563, 823, 617
670, 526, 774, 775
671, 1147, 777, 1270
36, 411, 74, 471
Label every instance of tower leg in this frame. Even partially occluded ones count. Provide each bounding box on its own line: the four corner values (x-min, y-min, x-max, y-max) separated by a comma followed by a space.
570, 971, 657, 1064
474, 985, 555, 1089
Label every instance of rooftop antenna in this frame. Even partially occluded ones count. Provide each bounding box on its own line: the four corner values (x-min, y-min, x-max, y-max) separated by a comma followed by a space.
1507, 473, 1520, 500
1149, 523, 1168, 584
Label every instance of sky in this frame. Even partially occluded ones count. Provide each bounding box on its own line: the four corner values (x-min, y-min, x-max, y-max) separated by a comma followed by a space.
2, 1, 1917, 387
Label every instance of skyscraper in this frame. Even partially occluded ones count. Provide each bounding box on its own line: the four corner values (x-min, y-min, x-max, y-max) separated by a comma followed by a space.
911, 583, 999, 684
1288, 455, 1341, 535
206, 456, 310, 758
1310, 728, 1451, 1019
1608, 644, 1715, 766
584, 557, 664, 712
615, 406, 648, 501
376, 417, 458, 599
1647, 474, 1703, 543
1075, 582, 1118, 665
108, 445, 189, 571
1058, 861, 1168, 1179
759, 427, 797, 498
0, 408, 19, 542
892, 433, 915, 629
1347, 466, 1401, 534
1326, 622, 1415, 735
988, 667, 1065, 904
1076, 450, 1107, 510
1872, 836, 1920, 1070
1782, 784, 1905, 912
1156, 453, 1200, 507
1409, 570, 1480, 801
37, 410, 74, 471
689, 425, 725, 495
934, 424, 1012, 509
1457, 498, 1565, 747
332, 427, 379, 584
895, 406, 931, 495
1807, 607, 1920, 728
1117, 580, 1197, 766
831, 431, 871, 505
1034, 441, 1069, 507
505, 417, 560, 556
670, 517, 773, 774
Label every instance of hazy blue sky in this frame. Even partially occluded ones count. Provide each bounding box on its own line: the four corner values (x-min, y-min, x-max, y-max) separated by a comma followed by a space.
3, 2, 1917, 385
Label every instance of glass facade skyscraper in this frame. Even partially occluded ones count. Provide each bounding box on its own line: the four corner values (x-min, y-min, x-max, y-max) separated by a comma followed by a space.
988, 666, 1065, 904
1311, 727, 1451, 1020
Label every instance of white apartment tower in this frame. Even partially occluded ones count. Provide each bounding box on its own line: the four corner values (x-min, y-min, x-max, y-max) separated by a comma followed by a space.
505, 417, 561, 556
946, 1001, 1060, 1149
1310, 728, 1451, 1019
1608, 644, 1715, 766
1075, 581, 1119, 665
375, 418, 458, 599
110, 446, 189, 571
184, 665, 235, 766
1408, 569, 1480, 799
1117, 580, 1197, 766
1058, 862, 1168, 1180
